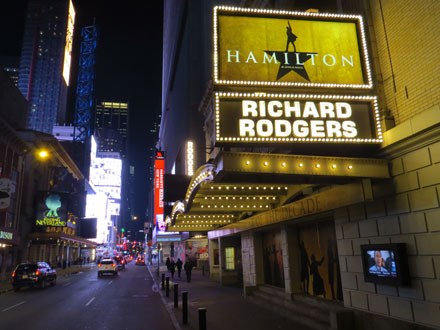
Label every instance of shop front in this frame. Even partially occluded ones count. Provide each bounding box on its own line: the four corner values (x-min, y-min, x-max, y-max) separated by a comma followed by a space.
0, 227, 19, 279
27, 232, 96, 267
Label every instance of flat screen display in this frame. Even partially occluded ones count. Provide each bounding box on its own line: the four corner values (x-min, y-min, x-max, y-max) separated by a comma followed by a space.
361, 243, 410, 286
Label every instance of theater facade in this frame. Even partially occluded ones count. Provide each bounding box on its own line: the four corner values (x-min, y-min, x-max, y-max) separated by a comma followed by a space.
162, 3, 440, 329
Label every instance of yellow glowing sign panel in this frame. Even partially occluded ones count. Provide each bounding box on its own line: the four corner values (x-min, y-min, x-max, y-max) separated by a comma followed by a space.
62, 0, 75, 86
214, 7, 372, 89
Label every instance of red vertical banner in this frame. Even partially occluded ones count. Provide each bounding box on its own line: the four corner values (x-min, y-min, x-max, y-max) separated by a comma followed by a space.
154, 151, 165, 227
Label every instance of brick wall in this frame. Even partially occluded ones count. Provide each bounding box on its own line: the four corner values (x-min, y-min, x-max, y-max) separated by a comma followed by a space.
337, 139, 440, 328
369, 0, 440, 125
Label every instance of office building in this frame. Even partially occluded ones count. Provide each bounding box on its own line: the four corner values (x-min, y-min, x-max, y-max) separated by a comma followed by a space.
94, 100, 128, 157
0, 56, 19, 87
17, 0, 75, 133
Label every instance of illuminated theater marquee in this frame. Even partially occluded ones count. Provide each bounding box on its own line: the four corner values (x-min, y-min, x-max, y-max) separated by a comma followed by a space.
213, 6, 372, 89
214, 93, 382, 144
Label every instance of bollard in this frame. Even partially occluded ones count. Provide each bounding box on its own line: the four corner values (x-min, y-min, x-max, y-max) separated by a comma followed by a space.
165, 277, 170, 297
182, 291, 188, 324
198, 308, 207, 330
161, 273, 165, 290
174, 283, 179, 308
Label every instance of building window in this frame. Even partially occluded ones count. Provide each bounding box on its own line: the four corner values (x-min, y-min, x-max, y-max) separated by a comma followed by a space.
225, 247, 235, 270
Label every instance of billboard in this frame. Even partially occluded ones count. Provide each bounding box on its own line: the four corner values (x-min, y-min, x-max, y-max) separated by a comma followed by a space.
78, 217, 97, 239
62, 0, 75, 85
214, 6, 372, 88
35, 191, 69, 227
35, 191, 77, 235
214, 92, 382, 145
154, 151, 165, 227
89, 156, 121, 199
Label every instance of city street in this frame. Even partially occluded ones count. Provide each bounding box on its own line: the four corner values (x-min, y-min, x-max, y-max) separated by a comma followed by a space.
0, 261, 174, 330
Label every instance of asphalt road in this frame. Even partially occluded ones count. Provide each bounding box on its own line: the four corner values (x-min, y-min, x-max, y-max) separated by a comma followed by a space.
0, 261, 175, 330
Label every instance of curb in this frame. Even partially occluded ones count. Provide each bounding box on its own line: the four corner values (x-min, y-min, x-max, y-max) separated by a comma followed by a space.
147, 265, 182, 330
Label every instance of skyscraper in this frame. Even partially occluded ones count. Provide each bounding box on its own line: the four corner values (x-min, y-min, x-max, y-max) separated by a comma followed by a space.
17, 0, 75, 134
94, 100, 129, 157
0, 56, 20, 87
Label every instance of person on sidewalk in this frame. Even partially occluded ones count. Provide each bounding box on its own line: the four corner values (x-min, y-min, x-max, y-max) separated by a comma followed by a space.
165, 257, 171, 271
184, 258, 193, 283
169, 258, 176, 279
176, 258, 183, 278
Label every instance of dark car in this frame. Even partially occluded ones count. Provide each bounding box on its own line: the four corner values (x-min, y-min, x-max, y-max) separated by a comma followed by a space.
12, 262, 57, 291
114, 255, 126, 270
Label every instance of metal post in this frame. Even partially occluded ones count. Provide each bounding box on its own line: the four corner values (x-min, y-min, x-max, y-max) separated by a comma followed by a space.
165, 276, 170, 297
182, 291, 188, 324
157, 244, 160, 277
157, 253, 159, 277
198, 308, 207, 330
161, 273, 165, 290
174, 283, 179, 308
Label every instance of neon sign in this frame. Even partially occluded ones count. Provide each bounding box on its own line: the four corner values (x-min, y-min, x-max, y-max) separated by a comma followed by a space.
214, 92, 383, 144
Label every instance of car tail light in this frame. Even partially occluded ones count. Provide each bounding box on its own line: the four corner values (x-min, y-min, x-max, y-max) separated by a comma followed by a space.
112, 263, 116, 267
35, 270, 41, 276
98, 263, 102, 268
12, 271, 16, 278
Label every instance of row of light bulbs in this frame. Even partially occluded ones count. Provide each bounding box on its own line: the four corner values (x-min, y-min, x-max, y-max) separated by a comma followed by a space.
216, 92, 378, 100
186, 169, 214, 202
215, 6, 363, 19
215, 137, 382, 143
200, 204, 270, 209
209, 185, 288, 190
213, 80, 372, 89
179, 214, 235, 219
171, 224, 219, 228
244, 160, 353, 170
204, 196, 277, 200
181, 219, 232, 224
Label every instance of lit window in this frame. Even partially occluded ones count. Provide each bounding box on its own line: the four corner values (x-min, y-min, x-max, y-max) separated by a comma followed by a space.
225, 247, 235, 270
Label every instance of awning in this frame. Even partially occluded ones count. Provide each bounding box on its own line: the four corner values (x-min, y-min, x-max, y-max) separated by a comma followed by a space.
28, 232, 98, 247
166, 151, 389, 234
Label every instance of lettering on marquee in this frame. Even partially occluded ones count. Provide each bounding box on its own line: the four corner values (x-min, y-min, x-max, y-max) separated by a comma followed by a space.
214, 94, 382, 144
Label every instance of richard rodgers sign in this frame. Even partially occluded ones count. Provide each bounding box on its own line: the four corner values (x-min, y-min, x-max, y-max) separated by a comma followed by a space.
214, 92, 383, 145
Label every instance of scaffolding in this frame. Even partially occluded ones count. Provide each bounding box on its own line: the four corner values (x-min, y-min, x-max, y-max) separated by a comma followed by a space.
73, 24, 98, 142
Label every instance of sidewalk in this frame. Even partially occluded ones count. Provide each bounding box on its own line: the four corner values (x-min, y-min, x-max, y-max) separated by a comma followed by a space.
0, 263, 95, 295
148, 264, 308, 330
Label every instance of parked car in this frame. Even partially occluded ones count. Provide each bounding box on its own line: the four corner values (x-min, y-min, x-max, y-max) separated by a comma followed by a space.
97, 258, 118, 277
11, 262, 57, 291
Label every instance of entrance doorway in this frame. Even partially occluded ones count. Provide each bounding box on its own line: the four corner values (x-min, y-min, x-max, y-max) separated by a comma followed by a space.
261, 229, 284, 288
298, 219, 342, 301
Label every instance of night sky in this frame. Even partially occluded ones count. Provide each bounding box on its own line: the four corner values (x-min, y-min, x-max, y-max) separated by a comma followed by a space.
0, 0, 163, 222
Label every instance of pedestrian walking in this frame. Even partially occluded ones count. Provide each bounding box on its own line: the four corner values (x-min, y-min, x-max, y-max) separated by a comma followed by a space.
184, 258, 193, 283
169, 258, 176, 279
165, 257, 171, 271
176, 258, 183, 278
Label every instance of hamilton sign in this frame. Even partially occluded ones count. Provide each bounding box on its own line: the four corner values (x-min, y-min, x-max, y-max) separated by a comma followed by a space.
214, 92, 382, 145
214, 6, 372, 88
